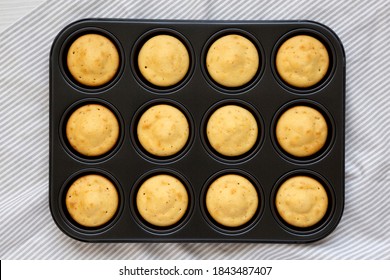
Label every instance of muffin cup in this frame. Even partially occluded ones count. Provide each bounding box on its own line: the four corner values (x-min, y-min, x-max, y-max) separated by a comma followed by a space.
59, 169, 124, 234
130, 28, 195, 94
271, 99, 336, 164
59, 27, 125, 93
200, 169, 264, 235
59, 98, 124, 163
201, 28, 265, 94
201, 99, 264, 163
130, 99, 195, 164
130, 169, 194, 235
270, 170, 336, 234
271, 28, 336, 94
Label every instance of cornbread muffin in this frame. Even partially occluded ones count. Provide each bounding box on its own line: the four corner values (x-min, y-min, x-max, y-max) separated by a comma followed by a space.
206, 34, 259, 87
138, 34, 190, 87
65, 174, 119, 227
136, 174, 189, 227
206, 105, 258, 157
276, 105, 328, 157
206, 174, 258, 227
137, 104, 190, 157
276, 35, 329, 88
67, 34, 120, 87
66, 104, 120, 157
275, 176, 328, 228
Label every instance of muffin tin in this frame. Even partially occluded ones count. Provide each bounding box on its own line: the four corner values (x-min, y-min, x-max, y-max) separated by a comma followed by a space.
50, 19, 345, 242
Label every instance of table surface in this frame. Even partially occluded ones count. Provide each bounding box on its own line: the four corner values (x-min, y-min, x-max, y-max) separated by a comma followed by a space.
0, 0, 389, 260
0, 0, 45, 32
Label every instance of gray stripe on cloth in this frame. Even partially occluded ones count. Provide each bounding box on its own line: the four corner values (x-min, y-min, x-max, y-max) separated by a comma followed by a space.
0, 0, 389, 259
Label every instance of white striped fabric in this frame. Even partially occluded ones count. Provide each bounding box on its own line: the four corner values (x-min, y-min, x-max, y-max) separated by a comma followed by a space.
0, 0, 45, 32
0, 0, 389, 259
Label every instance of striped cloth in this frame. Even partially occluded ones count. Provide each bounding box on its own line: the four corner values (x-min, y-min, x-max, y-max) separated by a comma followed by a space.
0, 0, 45, 32
0, 0, 389, 260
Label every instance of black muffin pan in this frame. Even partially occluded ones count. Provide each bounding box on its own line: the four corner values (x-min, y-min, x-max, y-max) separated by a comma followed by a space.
50, 19, 345, 242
